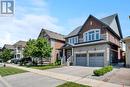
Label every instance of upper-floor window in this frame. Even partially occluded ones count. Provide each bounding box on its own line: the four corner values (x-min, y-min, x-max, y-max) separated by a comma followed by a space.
68, 36, 78, 44
83, 29, 100, 42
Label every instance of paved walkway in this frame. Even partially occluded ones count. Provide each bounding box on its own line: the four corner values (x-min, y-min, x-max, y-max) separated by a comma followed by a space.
7, 64, 129, 87
0, 75, 12, 87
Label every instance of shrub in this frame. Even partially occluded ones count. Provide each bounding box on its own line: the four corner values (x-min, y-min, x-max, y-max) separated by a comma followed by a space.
93, 66, 113, 76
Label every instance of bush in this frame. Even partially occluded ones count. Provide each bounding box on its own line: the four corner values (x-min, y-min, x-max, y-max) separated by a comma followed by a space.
93, 66, 113, 76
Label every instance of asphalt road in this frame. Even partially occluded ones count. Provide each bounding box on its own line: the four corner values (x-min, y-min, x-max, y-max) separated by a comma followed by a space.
4, 72, 65, 87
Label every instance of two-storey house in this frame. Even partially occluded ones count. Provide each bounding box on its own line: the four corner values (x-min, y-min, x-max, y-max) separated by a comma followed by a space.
60, 14, 123, 67
13, 41, 26, 59
38, 29, 65, 63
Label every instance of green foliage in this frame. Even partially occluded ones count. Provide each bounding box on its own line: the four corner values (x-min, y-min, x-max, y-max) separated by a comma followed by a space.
31, 65, 61, 70
23, 38, 52, 65
55, 57, 61, 65
23, 39, 36, 58
33, 38, 52, 59
93, 66, 113, 76
0, 67, 27, 76
57, 82, 90, 87
0, 49, 12, 62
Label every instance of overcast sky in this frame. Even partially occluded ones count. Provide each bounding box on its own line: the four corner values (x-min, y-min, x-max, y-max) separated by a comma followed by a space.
0, 0, 130, 47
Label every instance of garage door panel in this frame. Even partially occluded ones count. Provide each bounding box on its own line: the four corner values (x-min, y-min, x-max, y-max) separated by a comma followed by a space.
89, 53, 104, 67
76, 54, 87, 66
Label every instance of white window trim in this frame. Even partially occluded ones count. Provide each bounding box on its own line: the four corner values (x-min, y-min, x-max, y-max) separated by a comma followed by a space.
68, 36, 78, 44
83, 29, 100, 42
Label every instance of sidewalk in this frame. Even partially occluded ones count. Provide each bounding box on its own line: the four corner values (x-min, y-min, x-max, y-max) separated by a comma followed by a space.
7, 64, 129, 87
0, 75, 12, 87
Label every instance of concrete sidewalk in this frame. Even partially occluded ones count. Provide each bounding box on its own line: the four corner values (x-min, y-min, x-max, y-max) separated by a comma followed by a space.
7, 64, 129, 87
0, 75, 12, 87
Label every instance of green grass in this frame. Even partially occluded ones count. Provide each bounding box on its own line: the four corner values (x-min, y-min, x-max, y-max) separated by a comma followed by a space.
30, 65, 62, 70
0, 67, 27, 76
57, 82, 90, 87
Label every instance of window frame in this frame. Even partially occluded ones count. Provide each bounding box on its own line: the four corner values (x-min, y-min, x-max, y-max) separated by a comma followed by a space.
83, 29, 100, 42
68, 36, 78, 44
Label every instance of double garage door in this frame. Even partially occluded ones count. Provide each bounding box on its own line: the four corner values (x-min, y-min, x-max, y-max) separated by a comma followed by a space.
76, 53, 104, 67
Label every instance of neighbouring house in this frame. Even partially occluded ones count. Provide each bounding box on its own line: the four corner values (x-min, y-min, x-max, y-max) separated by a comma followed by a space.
123, 36, 130, 67
59, 14, 123, 67
2, 44, 15, 52
38, 29, 65, 63
2, 41, 26, 59
13, 41, 26, 59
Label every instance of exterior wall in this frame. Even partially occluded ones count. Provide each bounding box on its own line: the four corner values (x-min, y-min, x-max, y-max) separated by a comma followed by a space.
125, 40, 130, 67
73, 44, 110, 66
107, 30, 120, 46
51, 39, 64, 63
14, 46, 24, 59
78, 17, 107, 43
39, 31, 65, 63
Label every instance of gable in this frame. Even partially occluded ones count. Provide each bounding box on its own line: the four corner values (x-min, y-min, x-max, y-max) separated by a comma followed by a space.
79, 15, 106, 38
109, 18, 120, 36
100, 14, 123, 39
38, 30, 50, 39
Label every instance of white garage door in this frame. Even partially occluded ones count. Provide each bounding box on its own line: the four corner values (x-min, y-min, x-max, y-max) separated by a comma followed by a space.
89, 53, 104, 67
76, 54, 87, 66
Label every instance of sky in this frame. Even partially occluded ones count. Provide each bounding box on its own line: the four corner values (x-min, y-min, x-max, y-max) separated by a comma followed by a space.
0, 0, 130, 47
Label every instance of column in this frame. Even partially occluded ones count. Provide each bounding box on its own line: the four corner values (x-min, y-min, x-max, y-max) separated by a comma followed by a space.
61, 49, 65, 65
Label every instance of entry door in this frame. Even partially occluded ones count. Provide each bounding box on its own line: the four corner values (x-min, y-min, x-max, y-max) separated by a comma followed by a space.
76, 54, 87, 66
89, 53, 104, 67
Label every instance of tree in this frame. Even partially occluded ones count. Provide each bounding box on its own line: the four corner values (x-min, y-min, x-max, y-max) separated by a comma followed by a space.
23, 38, 52, 65
33, 38, 52, 65
1, 49, 12, 62
23, 39, 36, 58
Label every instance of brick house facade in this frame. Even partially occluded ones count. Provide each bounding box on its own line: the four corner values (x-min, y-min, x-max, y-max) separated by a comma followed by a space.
60, 14, 123, 67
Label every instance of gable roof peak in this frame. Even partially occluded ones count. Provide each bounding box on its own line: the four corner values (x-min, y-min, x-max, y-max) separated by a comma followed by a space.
40, 28, 65, 41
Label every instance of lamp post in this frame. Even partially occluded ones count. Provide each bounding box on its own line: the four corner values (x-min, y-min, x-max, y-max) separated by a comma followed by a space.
129, 16, 130, 19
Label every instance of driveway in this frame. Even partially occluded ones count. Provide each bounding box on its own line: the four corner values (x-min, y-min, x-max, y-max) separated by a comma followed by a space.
105, 68, 130, 86
46, 66, 99, 77
47, 66, 130, 86
4, 72, 65, 87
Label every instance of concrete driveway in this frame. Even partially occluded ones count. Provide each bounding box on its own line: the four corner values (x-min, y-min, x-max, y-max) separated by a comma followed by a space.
47, 66, 100, 77
105, 68, 130, 86
4, 72, 65, 87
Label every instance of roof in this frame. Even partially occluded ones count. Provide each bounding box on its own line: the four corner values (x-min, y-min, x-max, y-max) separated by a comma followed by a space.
65, 26, 82, 38
65, 14, 123, 39
100, 14, 117, 26
13, 41, 26, 47
3, 44, 14, 50
100, 14, 122, 38
40, 29, 65, 41
123, 36, 130, 42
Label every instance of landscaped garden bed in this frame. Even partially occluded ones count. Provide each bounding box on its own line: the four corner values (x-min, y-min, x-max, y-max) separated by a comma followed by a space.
57, 82, 90, 87
29, 64, 62, 70
93, 66, 113, 76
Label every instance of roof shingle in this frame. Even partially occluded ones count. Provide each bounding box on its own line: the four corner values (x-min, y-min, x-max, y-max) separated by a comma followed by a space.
41, 29, 65, 41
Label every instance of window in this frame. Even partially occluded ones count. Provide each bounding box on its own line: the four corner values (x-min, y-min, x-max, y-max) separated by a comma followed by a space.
68, 36, 78, 44
84, 29, 100, 42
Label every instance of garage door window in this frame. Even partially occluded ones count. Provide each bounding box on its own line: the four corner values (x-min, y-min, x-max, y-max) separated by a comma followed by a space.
76, 54, 86, 57
89, 53, 104, 57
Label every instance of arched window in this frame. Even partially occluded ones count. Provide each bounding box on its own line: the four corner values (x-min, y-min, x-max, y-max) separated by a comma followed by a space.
83, 29, 100, 42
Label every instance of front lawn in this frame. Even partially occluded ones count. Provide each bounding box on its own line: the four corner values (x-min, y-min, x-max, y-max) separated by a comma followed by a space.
57, 82, 90, 87
0, 67, 27, 76
29, 65, 62, 70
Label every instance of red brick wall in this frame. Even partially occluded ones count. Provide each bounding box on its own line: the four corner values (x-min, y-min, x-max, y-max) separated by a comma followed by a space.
107, 30, 120, 46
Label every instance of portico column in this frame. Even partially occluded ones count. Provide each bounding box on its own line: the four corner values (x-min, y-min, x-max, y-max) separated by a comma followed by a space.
72, 47, 74, 63
62, 49, 65, 64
